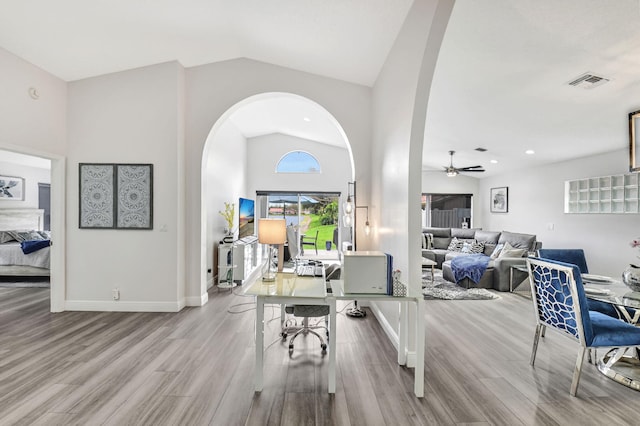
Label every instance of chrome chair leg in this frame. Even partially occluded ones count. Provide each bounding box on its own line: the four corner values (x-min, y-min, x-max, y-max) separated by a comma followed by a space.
570, 347, 586, 397
530, 324, 542, 366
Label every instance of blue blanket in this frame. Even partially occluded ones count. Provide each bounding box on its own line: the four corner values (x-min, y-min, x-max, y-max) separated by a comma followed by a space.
21, 239, 51, 254
451, 254, 490, 284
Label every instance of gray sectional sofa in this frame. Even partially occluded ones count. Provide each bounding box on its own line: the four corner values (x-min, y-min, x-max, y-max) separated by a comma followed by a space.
421, 227, 541, 292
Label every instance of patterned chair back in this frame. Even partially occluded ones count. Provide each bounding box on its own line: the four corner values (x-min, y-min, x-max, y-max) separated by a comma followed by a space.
527, 257, 594, 346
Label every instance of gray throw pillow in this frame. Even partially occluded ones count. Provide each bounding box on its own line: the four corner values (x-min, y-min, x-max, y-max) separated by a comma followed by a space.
498, 242, 527, 258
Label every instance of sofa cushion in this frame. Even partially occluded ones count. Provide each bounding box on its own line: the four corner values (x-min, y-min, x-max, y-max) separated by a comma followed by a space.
498, 231, 536, 252
475, 230, 500, 244
451, 228, 476, 239
423, 227, 451, 238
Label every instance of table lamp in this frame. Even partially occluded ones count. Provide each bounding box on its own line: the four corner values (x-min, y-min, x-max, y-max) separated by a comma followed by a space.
258, 218, 286, 281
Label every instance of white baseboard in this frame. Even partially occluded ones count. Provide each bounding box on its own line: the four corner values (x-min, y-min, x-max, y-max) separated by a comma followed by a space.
64, 300, 184, 312
368, 301, 416, 368
185, 292, 208, 307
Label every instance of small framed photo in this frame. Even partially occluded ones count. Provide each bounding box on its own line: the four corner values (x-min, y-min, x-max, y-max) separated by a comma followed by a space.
0, 175, 25, 200
490, 187, 508, 213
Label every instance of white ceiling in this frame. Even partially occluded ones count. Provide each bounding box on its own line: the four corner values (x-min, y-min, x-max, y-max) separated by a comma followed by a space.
424, 0, 640, 176
2, 1, 640, 177
0, 0, 412, 86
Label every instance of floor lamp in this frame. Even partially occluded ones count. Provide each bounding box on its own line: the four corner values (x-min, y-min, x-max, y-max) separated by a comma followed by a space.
258, 218, 286, 282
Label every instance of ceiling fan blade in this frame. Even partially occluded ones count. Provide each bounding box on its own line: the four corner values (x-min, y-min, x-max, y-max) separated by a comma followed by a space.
459, 169, 485, 172
459, 165, 483, 170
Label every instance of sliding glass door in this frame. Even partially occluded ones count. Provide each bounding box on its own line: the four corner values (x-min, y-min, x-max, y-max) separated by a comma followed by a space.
256, 191, 340, 259
422, 193, 473, 228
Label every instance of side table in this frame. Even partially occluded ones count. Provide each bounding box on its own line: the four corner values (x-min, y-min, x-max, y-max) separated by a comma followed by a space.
422, 257, 437, 284
509, 264, 529, 292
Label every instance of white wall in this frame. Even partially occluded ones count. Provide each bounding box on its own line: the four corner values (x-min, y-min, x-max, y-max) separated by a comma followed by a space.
370, 0, 454, 359
204, 119, 248, 288
479, 148, 638, 278
0, 47, 67, 155
66, 61, 186, 311
0, 161, 51, 209
246, 133, 350, 194
0, 47, 67, 312
186, 59, 371, 304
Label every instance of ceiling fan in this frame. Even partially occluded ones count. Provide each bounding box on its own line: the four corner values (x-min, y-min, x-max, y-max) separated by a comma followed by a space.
444, 151, 485, 177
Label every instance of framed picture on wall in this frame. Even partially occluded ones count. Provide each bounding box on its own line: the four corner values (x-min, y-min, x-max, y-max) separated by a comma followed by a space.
490, 186, 508, 213
0, 175, 25, 200
79, 163, 153, 229
629, 109, 640, 172
79, 163, 115, 228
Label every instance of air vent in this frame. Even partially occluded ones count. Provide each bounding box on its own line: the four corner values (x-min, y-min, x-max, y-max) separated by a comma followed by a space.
568, 72, 609, 89
475, 147, 487, 152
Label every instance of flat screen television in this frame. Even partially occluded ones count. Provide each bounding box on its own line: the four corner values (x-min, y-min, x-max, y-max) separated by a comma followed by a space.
238, 197, 255, 239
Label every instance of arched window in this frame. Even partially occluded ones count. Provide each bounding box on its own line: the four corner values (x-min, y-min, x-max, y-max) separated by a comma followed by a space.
276, 150, 321, 173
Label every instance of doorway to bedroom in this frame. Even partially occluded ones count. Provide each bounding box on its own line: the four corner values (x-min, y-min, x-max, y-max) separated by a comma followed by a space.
0, 150, 52, 296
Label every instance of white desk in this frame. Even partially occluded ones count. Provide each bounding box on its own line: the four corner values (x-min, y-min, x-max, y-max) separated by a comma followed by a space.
242, 273, 425, 397
330, 280, 425, 397
242, 273, 337, 393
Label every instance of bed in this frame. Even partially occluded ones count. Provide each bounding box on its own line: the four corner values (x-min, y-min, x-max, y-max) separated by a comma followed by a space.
0, 209, 50, 277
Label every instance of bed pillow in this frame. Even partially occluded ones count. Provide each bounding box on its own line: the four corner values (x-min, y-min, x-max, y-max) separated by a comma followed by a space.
0, 231, 16, 243
38, 230, 51, 240
8, 230, 45, 243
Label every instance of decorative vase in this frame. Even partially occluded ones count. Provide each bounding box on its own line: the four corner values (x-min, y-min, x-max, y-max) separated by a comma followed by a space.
622, 264, 640, 292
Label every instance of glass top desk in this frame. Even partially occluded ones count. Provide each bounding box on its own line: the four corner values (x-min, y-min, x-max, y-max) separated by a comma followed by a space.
242, 273, 426, 397
583, 275, 640, 391
242, 272, 337, 394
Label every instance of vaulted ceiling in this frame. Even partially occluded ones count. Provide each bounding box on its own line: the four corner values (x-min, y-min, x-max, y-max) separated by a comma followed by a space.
2, 0, 639, 177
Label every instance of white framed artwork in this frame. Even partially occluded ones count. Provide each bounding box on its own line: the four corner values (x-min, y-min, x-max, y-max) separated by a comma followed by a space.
0, 175, 25, 200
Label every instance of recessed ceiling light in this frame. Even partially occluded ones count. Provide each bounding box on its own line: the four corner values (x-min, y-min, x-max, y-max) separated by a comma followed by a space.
525, 149, 535, 155
490, 159, 498, 164
303, 117, 310, 122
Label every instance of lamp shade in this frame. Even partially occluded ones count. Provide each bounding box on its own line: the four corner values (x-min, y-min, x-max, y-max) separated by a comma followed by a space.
258, 219, 286, 244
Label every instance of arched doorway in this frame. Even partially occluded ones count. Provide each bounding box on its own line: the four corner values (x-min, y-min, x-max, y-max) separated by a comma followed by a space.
199, 92, 354, 298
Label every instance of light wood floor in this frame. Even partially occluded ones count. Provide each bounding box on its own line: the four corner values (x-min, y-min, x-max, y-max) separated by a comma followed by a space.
0, 285, 639, 425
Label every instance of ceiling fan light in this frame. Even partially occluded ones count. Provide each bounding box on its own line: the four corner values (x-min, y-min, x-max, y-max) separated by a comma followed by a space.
447, 170, 458, 177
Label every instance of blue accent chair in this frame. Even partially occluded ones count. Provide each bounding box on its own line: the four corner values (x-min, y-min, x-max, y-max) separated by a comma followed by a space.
537, 248, 620, 319
527, 257, 640, 396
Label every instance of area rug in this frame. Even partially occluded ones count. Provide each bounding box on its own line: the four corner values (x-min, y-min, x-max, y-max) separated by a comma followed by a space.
422, 270, 499, 300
